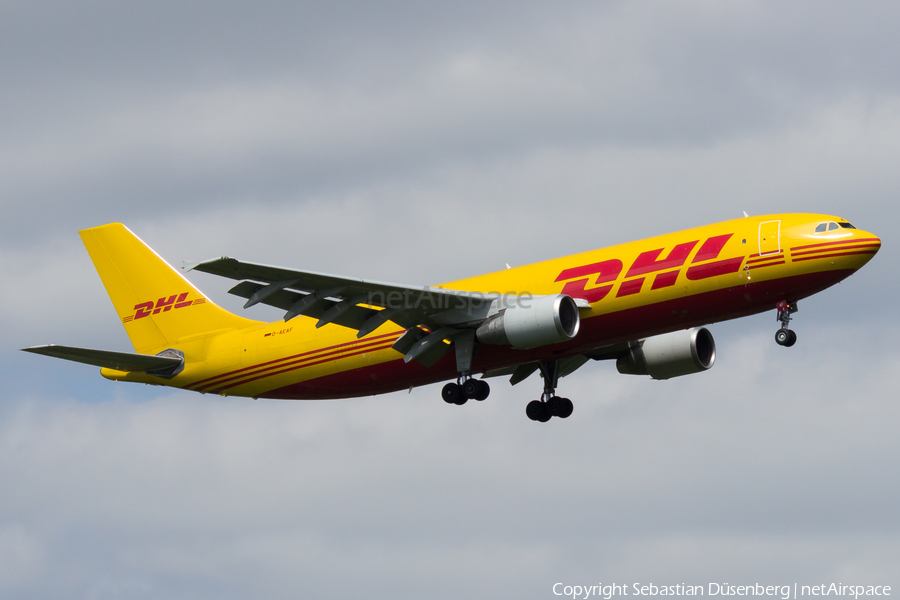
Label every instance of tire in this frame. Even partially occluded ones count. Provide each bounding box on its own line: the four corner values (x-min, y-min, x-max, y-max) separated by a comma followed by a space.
547, 396, 562, 416
526, 400, 549, 422
474, 379, 490, 401
556, 397, 574, 419
785, 329, 797, 347
442, 383, 464, 405
463, 379, 479, 399
775, 329, 790, 346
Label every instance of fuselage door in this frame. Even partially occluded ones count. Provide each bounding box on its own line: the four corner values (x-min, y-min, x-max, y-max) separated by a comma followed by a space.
759, 220, 781, 256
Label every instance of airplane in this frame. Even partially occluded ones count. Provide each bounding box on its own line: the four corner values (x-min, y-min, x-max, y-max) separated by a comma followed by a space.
22, 213, 880, 422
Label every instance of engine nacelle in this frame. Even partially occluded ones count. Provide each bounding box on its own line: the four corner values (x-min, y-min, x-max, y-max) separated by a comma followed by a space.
616, 327, 716, 380
476, 294, 580, 349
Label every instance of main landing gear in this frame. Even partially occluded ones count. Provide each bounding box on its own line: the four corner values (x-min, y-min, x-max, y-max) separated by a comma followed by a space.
775, 300, 798, 347
437, 332, 575, 422
442, 377, 490, 405
441, 330, 491, 405
525, 360, 574, 423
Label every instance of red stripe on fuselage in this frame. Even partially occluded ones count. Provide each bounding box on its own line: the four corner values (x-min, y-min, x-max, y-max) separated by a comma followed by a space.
790, 238, 881, 251
791, 249, 879, 263
196, 337, 400, 393
747, 260, 785, 269
791, 243, 882, 258
209, 341, 399, 394
746, 254, 783, 265
187, 330, 403, 392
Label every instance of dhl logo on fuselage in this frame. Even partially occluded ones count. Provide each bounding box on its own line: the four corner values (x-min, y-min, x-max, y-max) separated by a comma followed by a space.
555, 233, 745, 302
122, 292, 206, 323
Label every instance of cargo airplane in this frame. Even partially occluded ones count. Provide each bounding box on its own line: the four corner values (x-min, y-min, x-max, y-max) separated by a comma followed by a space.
23, 214, 880, 422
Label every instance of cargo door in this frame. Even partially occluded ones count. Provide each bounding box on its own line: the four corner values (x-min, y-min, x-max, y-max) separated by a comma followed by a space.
759, 220, 781, 256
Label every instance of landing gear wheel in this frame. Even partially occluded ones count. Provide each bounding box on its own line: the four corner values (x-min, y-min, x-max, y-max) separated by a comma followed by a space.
546, 396, 574, 419
442, 382, 467, 405
775, 329, 789, 346
785, 329, 797, 347
775, 328, 797, 347
555, 397, 574, 419
473, 379, 490, 401
526, 400, 551, 422
546, 396, 561, 416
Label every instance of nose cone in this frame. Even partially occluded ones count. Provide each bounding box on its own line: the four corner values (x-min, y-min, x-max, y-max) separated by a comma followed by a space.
858, 229, 881, 254
848, 228, 881, 267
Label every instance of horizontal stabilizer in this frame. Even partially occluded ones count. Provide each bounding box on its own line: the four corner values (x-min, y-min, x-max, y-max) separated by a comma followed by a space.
21, 345, 183, 374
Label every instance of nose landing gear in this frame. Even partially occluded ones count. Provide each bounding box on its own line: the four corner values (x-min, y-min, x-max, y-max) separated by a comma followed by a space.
775, 300, 798, 347
525, 360, 574, 422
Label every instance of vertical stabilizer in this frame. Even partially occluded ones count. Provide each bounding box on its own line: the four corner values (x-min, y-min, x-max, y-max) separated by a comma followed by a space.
80, 223, 258, 353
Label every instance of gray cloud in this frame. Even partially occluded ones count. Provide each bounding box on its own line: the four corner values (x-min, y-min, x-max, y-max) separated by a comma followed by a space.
3, 325, 899, 598
5, 2, 900, 244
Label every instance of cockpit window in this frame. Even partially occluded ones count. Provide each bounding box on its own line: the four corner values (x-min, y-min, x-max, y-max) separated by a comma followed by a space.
815, 221, 849, 233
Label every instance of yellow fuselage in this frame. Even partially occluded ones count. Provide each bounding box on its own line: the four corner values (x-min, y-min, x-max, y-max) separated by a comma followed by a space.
101, 213, 880, 399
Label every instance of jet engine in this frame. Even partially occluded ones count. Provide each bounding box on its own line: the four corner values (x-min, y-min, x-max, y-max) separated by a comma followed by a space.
476, 294, 580, 349
616, 327, 716, 380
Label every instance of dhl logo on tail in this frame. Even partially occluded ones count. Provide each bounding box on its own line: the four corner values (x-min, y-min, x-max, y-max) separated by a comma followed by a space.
123, 292, 206, 323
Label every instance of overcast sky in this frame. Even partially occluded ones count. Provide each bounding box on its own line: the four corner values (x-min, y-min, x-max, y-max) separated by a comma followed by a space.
2, 1, 898, 598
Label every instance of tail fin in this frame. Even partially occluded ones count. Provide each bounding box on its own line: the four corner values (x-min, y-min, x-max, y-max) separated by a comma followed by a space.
80, 223, 258, 353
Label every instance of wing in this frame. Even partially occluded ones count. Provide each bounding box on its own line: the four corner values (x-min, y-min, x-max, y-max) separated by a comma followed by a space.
187, 257, 505, 368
